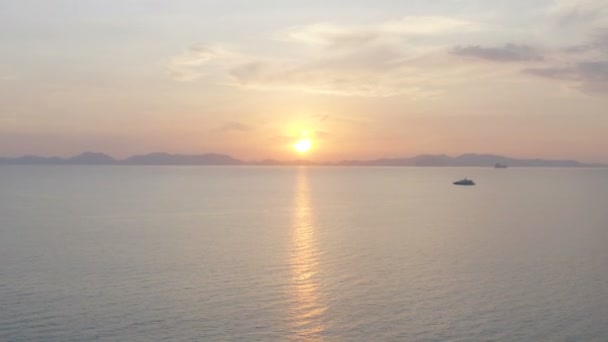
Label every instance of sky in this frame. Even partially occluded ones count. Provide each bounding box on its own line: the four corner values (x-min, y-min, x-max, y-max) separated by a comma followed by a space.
1, 0, 607, 162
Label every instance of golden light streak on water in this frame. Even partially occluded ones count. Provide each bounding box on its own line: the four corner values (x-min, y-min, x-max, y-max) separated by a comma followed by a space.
289, 167, 326, 341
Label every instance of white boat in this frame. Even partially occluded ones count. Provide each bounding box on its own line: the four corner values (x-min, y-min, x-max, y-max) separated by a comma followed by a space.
453, 178, 475, 186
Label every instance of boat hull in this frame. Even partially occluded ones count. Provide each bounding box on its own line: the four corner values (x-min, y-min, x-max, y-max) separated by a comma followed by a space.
453, 180, 475, 186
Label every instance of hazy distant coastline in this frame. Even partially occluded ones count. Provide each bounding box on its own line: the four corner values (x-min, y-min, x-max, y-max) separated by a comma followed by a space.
0, 152, 604, 167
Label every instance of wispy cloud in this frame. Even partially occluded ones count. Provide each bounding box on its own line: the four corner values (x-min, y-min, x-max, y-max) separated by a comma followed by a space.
271, 130, 331, 144
166, 15, 482, 97
170, 45, 436, 97
445, 6, 608, 95
525, 61, 608, 93
451, 44, 544, 62
594, 29, 608, 52
314, 130, 330, 140
225, 43, 444, 97
312, 113, 329, 122
572, 29, 608, 53
168, 16, 480, 97
278, 16, 478, 47
549, 0, 608, 26
169, 8, 608, 97
168, 45, 242, 82
227, 62, 439, 97
524, 29, 608, 93
216, 121, 253, 133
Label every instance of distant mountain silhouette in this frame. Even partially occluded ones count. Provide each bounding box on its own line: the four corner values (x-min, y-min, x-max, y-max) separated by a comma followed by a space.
336, 153, 603, 167
121, 153, 242, 165
339, 154, 452, 166
0, 152, 115, 165
0, 152, 604, 167
66, 152, 116, 165
337, 153, 602, 167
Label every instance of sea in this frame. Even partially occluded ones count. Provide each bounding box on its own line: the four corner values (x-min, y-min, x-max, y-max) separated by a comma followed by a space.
1, 166, 607, 341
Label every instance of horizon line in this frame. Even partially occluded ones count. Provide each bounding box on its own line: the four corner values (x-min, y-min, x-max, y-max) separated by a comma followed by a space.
0, 151, 605, 167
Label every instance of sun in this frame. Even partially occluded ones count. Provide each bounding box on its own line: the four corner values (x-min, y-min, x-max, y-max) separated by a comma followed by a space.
294, 138, 312, 153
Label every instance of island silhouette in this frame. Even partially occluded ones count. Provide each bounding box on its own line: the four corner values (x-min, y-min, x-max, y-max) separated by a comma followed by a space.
0, 152, 604, 167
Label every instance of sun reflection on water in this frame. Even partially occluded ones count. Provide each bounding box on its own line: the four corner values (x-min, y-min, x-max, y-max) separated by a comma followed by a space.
289, 167, 326, 341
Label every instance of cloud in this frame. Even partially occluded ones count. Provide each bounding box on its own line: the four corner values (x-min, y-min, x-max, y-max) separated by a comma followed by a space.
549, 0, 608, 26
560, 29, 608, 55
167, 16, 486, 97
451, 44, 544, 62
591, 29, 608, 52
523, 28, 608, 94
445, 17, 608, 95
524, 67, 573, 79
382, 16, 478, 35
170, 24, 467, 98
525, 61, 608, 93
167, 37, 450, 97
314, 131, 330, 140
312, 113, 329, 122
168, 45, 243, 82
279, 24, 378, 48
169, 17, 544, 97
227, 59, 432, 97
271, 130, 331, 145
279, 16, 478, 48
216, 121, 252, 133
224, 42, 440, 97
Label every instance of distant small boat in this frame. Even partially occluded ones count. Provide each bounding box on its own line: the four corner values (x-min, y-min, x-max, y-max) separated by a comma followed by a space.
453, 178, 475, 186
494, 163, 508, 168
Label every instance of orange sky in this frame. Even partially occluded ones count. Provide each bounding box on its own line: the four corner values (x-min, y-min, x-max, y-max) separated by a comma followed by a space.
1, 0, 607, 162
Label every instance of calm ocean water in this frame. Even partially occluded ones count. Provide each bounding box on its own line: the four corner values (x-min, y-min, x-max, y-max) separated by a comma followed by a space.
1, 166, 607, 341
